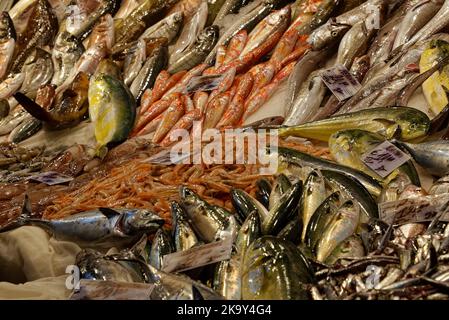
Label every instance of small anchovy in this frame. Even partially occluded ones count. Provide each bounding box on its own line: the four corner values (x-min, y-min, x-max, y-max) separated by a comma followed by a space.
0, 195, 165, 249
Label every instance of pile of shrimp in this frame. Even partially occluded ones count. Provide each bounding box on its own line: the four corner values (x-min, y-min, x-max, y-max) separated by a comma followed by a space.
130, 3, 323, 146
43, 138, 330, 224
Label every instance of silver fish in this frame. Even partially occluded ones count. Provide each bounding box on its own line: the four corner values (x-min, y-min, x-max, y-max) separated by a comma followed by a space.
285, 48, 332, 115
0, 107, 28, 135
170, 201, 200, 252
213, 0, 244, 24
0, 12, 15, 80
0, 197, 165, 248
0, 73, 25, 100
21, 48, 54, 98
335, 20, 376, 69
283, 71, 327, 126
149, 229, 173, 270
7, 115, 42, 143
392, 0, 444, 50
213, 254, 241, 299
168, 25, 219, 74
123, 38, 146, 86
169, 2, 208, 64
394, 140, 449, 177
399, 0, 449, 54
51, 31, 84, 87
139, 11, 183, 45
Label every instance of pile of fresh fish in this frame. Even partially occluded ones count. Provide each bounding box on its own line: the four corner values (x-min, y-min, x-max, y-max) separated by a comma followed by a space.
4, 0, 449, 301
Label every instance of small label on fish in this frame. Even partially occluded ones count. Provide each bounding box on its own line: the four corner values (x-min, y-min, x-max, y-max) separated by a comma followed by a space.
320, 65, 362, 101
28, 171, 74, 185
162, 237, 233, 273
361, 141, 411, 178
185, 74, 225, 94
379, 194, 449, 225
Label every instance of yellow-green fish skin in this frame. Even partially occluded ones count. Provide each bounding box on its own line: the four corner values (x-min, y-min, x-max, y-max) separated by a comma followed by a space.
279, 107, 430, 142
88, 73, 136, 153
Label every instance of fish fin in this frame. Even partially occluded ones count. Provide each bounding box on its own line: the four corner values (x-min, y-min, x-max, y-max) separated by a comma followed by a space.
192, 285, 204, 300
98, 207, 121, 219
13, 92, 54, 122
0, 194, 32, 232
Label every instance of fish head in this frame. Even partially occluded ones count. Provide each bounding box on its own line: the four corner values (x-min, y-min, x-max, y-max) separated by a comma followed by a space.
122, 209, 165, 234
395, 109, 430, 140
0, 11, 15, 40
197, 25, 219, 49
169, 11, 184, 26
308, 19, 350, 50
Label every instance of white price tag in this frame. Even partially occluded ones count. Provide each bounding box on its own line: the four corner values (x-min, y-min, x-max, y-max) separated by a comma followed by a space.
29, 171, 74, 185
379, 194, 449, 225
320, 65, 362, 101
362, 141, 411, 178
162, 237, 233, 273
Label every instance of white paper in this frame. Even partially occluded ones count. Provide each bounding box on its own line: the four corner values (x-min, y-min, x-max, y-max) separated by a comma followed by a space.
362, 141, 411, 178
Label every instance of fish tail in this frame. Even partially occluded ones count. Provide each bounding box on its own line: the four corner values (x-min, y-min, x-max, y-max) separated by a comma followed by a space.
0, 194, 32, 233
13, 92, 54, 123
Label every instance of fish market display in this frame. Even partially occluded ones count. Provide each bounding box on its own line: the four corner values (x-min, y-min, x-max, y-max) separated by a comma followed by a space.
3, 0, 449, 301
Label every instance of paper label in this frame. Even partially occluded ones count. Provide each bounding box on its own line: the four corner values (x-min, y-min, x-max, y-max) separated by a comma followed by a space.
29, 171, 74, 185
320, 65, 362, 101
162, 237, 233, 273
362, 141, 411, 178
379, 194, 449, 225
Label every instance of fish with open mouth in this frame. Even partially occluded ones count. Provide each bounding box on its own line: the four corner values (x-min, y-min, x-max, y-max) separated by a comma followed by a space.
0, 195, 165, 249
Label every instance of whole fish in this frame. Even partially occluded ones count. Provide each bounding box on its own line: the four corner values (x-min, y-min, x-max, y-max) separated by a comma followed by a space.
230, 188, 270, 223
335, 19, 376, 69
204, 0, 284, 65
114, 0, 179, 49
0, 107, 28, 135
169, 25, 219, 74
130, 40, 168, 102
300, 169, 326, 242
180, 186, 239, 242
8, 115, 42, 143
241, 236, 315, 299
0, 12, 15, 80
283, 71, 327, 126
277, 147, 383, 197
279, 107, 431, 142
263, 182, 302, 235
88, 72, 136, 157
21, 48, 54, 98
10, 0, 58, 73
398, 0, 449, 54
239, 6, 290, 58
316, 200, 360, 262
149, 229, 174, 270
393, 0, 444, 50
308, 0, 387, 50
321, 169, 378, 220
0, 73, 24, 99
138, 11, 183, 45
1, 196, 164, 248
169, 1, 208, 63
51, 31, 84, 87
170, 201, 200, 251
329, 129, 421, 186
285, 48, 332, 114
394, 139, 449, 177
77, 249, 148, 283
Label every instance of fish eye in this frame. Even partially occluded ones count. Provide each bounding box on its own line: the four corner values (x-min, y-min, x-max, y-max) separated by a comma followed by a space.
332, 31, 338, 37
